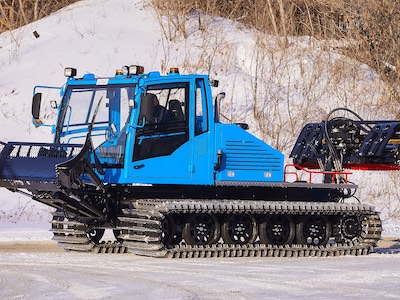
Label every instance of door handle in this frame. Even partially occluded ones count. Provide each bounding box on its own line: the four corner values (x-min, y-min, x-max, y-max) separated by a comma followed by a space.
134, 164, 145, 169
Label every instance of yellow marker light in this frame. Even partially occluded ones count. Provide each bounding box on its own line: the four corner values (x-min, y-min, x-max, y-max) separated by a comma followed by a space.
169, 67, 179, 74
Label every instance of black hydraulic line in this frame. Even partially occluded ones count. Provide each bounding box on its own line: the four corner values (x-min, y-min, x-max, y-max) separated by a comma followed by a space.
323, 107, 372, 172
214, 150, 223, 171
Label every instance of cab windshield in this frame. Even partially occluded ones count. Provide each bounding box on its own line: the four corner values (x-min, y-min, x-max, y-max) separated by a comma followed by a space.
56, 84, 135, 145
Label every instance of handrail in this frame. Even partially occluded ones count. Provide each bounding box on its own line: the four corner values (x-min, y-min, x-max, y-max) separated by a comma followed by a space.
284, 164, 352, 184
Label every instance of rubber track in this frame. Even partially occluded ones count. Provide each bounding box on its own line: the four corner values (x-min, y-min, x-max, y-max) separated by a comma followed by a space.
118, 199, 382, 258
51, 211, 128, 254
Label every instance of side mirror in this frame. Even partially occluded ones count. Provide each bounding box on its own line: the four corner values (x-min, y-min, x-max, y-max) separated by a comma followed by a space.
32, 93, 43, 126
32, 93, 42, 119
50, 100, 58, 109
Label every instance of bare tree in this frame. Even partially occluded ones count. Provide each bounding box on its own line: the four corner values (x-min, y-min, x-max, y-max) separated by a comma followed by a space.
0, 0, 80, 33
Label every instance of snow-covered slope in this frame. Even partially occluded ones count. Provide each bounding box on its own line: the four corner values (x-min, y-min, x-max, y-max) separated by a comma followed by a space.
0, 0, 160, 142
0, 0, 398, 230
0, 0, 162, 223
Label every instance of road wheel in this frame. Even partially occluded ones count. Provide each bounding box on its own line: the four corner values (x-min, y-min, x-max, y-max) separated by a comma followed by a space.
221, 214, 257, 245
259, 214, 295, 245
113, 229, 124, 243
88, 228, 105, 244
161, 214, 182, 246
296, 215, 331, 246
182, 213, 220, 246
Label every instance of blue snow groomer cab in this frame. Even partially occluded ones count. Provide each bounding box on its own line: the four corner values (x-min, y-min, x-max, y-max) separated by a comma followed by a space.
38, 65, 284, 189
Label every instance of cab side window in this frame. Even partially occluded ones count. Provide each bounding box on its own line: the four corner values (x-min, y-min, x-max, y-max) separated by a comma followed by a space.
133, 83, 189, 161
195, 79, 208, 136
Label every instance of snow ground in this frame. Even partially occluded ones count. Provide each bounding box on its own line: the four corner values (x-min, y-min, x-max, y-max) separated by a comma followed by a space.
0, 224, 399, 299
0, 221, 399, 299
0, 243, 399, 299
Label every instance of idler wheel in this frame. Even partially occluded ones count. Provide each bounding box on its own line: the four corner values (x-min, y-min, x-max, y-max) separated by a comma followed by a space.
340, 216, 362, 242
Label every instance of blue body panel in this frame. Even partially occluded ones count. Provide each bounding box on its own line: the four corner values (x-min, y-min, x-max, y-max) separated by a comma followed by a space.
215, 124, 284, 182
117, 131, 215, 185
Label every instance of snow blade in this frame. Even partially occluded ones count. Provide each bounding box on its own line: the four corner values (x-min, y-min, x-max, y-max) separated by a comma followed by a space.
56, 133, 104, 193
0, 141, 82, 190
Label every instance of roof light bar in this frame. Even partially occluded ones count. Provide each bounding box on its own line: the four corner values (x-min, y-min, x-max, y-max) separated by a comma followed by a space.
118, 65, 144, 76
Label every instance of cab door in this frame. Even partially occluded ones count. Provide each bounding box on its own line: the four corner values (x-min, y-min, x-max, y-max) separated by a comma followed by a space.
127, 80, 193, 184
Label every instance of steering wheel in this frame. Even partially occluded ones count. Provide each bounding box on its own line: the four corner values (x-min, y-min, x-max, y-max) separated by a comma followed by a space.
105, 124, 118, 142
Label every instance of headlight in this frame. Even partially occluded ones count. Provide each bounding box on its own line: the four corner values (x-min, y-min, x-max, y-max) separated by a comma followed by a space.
121, 65, 129, 76
129, 65, 144, 75
64, 68, 77, 78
